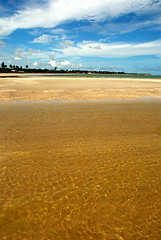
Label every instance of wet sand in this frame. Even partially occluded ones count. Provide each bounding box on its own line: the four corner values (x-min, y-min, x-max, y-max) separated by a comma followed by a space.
0, 76, 161, 239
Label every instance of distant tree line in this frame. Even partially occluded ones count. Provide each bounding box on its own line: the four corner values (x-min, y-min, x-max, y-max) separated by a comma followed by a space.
0, 62, 30, 73
0, 61, 128, 75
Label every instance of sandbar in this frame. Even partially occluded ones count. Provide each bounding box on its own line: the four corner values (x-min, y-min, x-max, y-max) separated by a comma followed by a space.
0, 74, 161, 102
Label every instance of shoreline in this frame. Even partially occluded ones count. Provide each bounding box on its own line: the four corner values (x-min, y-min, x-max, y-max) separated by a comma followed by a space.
1, 96, 161, 105
0, 72, 161, 80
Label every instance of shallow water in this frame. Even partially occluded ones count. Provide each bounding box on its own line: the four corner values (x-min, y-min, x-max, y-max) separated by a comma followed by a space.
24, 74, 161, 79
0, 101, 161, 239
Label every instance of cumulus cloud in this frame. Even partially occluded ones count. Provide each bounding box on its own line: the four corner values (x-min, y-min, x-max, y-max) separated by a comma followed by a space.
4, 38, 161, 68
50, 60, 57, 67
56, 39, 161, 58
0, 0, 160, 36
5, 48, 45, 65
31, 34, 53, 43
33, 61, 38, 66
14, 48, 41, 59
60, 60, 71, 66
14, 56, 22, 60
30, 60, 50, 69
49, 59, 82, 69
59, 40, 75, 48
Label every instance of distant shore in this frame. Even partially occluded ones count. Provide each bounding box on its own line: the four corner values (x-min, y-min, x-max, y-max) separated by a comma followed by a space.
0, 72, 161, 78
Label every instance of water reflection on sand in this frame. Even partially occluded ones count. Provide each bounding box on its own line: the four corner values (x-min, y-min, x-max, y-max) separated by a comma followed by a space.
0, 100, 161, 239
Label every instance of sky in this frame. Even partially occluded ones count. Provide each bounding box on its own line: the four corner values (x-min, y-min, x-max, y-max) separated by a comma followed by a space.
0, 0, 161, 74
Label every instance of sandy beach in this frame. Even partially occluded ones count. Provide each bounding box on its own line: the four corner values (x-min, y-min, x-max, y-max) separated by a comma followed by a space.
0, 74, 161, 102
0, 75, 161, 239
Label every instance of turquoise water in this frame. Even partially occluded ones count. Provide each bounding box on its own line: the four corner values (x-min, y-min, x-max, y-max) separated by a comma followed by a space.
26, 74, 161, 79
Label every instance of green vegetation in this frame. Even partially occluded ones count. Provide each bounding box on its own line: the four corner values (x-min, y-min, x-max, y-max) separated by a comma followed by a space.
0, 61, 127, 74
0, 61, 151, 76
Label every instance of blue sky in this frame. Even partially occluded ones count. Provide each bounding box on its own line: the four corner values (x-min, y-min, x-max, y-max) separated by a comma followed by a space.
0, 0, 161, 74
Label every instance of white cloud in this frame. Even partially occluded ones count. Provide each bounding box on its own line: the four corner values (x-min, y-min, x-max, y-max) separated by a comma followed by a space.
13, 48, 41, 60
0, 0, 160, 36
49, 59, 82, 69
30, 61, 50, 69
14, 56, 22, 60
49, 60, 57, 67
31, 34, 53, 43
3, 38, 161, 69
59, 40, 75, 48
60, 60, 71, 66
55, 39, 161, 58
50, 28, 68, 35
3, 38, 161, 68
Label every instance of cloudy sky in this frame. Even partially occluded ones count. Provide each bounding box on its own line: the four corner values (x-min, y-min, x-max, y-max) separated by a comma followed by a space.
0, 0, 161, 74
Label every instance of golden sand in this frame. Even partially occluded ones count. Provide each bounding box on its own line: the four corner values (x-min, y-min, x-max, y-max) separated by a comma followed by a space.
0, 76, 161, 239
0, 75, 161, 101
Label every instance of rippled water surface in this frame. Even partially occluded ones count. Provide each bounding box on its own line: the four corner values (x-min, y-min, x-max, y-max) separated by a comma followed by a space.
0, 101, 161, 239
